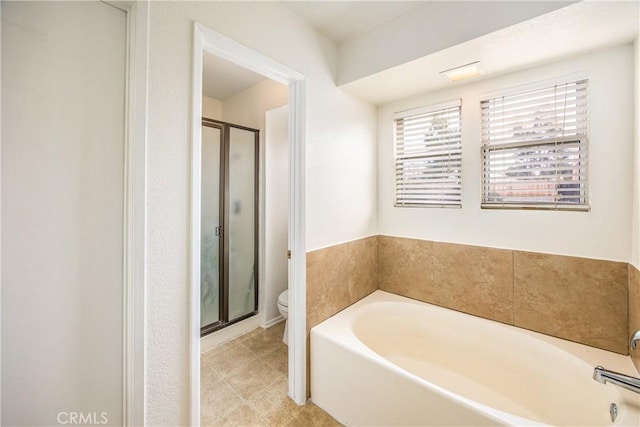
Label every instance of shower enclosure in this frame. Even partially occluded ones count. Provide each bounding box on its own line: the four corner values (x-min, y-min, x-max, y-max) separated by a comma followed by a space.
201, 118, 259, 336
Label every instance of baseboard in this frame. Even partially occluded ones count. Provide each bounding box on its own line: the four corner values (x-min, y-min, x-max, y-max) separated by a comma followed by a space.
200, 315, 261, 354
264, 315, 285, 329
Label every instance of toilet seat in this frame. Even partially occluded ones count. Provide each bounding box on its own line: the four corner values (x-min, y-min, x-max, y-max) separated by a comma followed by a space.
278, 290, 289, 308
277, 290, 289, 345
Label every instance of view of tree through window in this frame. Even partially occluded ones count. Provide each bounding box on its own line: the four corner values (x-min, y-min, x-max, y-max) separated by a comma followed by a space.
394, 101, 462, 207
481, 78, 588, 209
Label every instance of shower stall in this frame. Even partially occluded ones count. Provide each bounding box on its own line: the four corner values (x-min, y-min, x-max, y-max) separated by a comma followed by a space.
201, 117, 259, 336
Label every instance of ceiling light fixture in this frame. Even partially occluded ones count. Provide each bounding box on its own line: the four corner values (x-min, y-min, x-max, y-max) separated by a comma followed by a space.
440, 61, 485, 83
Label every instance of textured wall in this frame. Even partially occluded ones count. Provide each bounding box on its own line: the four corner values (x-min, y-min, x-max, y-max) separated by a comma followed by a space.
202, 96, 222, 120
147, 2, 377, 424
378, 45, 634, 263
378, 235, 629, 355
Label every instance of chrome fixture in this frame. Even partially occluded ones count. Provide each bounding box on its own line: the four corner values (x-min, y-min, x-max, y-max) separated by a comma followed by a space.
609, 403, 618, 422
631, 329, 640, 350
593, 366, 640, 394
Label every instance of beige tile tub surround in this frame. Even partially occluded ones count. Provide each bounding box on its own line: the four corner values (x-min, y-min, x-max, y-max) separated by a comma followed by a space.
377, 235, 432, 300
378, 236, 514, 324
630, 264, 640, 373
306, 236, 378, 331
376, 235, 629, 355
306, 235, 377, 397
514, 251, 628, 354
306, 234, 637, 401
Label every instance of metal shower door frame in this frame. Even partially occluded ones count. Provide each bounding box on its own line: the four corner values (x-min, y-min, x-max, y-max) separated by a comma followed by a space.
200, 117, 260, 337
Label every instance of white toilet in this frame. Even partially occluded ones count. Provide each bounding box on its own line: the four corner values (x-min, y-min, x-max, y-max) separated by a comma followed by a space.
277, 290, 289, 345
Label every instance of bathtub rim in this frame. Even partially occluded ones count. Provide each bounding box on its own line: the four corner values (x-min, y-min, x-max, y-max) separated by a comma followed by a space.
310, 290, 640, 426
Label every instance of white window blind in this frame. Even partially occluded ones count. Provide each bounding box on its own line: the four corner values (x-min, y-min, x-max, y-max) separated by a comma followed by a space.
394, 100, 462, 207
480, 77, 589, 210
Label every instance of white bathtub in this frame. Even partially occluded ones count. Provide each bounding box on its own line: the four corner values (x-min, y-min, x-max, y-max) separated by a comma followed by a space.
311, 290, 640, 426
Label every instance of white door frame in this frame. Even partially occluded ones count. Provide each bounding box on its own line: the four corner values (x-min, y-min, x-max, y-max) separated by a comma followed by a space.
105, 1, 148, 426
191, 23, 307, 425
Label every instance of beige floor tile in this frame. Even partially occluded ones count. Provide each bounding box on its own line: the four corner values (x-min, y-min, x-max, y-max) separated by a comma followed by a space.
235, 325, 270, 344
201, 410, 223, 427
239, 329, 284, 357
202, 339, 237, 359
213, 404, 268, 427
200, 324, 315, 427
248, 376, 302, 426
201, 355, 208, 366
201, 379, 244, 424
225, 360, 283, 401
201, 359, 224, 385
204, 342, 258, 377
265, 322, 285, 341
286, 402, 341, 427
261, 343, 288, 376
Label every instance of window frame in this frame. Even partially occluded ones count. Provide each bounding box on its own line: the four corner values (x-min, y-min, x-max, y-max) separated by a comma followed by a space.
393, 99, 463, 208
479, 75, 589, 211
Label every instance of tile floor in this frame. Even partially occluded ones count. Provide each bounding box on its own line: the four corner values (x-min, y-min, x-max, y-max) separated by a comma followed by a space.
201, 321, 342, 427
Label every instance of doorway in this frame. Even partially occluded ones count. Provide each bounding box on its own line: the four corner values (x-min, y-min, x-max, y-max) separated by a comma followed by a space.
191, 23, 308, 424
201, 119, 260, 336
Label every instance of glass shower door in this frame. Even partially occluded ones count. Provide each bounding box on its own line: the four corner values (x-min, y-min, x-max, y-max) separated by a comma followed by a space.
201, 124, 222, 329
201, 119, 259, 336
227, 127, 258, 320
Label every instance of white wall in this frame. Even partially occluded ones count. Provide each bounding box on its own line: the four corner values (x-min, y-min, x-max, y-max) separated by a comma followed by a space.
2, 2, 126, 425
147, 2, 377, 424
265, 106, 289, 325
202, 95, 222, 120
222, 79, 287, 128
378, 44, 634, 262
632, 36, 640, 269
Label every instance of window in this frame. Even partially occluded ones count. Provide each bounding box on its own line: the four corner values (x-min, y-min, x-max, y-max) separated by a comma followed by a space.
480, 77, 589, 210
393, 100, 462, 207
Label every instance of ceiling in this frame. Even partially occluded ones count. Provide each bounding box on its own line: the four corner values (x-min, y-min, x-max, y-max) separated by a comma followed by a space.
281, 1, 422, 43
203, 1, 639, 106
341, 0, 639, 105
202, 52, 266, 101
203, 1, 422, 100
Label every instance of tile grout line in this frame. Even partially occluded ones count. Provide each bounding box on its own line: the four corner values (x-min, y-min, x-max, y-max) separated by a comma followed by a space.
243, 374, 292, 426
206, 356, 278, 424
201, 325, 293, 426
202, 324, 339, 426
202, 338, 259, 422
